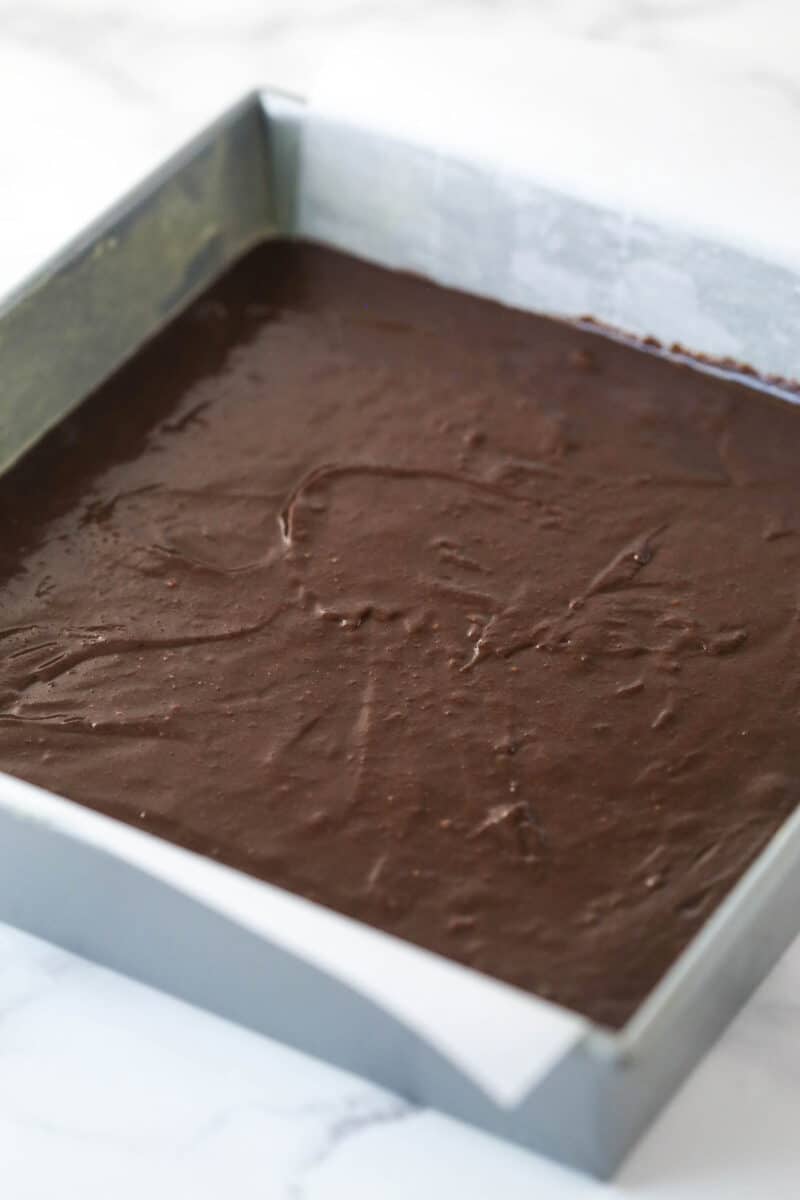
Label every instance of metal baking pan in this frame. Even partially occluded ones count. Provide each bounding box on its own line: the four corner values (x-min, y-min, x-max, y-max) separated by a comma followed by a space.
1, 88, 800, 1180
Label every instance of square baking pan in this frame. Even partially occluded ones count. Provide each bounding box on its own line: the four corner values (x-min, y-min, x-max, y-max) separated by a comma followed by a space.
1, 89, 800, 1180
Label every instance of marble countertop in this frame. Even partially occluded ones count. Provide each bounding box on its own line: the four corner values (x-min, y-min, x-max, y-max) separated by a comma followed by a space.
1, 1, 800, 1194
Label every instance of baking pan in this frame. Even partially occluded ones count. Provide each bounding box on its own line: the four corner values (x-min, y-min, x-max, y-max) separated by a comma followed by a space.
1, 88, 800, 1179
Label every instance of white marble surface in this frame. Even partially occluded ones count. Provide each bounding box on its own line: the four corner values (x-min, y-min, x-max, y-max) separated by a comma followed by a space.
1, 1, 800, 1194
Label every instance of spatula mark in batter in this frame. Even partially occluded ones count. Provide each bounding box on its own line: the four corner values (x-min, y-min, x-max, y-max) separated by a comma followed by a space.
278, 462, 530, 547
463, 527, 669, 670
147, 541, 283, 577
15, 606, 284, 687
584, 525, 667, 599
470, 798, 547, 864
262, 704, 339, 771
347, 669, 378, 813
0, 713, 183, 740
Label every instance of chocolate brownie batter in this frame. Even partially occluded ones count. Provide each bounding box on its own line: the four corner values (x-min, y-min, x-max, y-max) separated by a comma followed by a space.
1, 241, 799, 1027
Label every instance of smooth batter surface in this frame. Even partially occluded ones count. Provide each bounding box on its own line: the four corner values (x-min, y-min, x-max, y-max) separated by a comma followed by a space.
1, 241, 799, 1027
